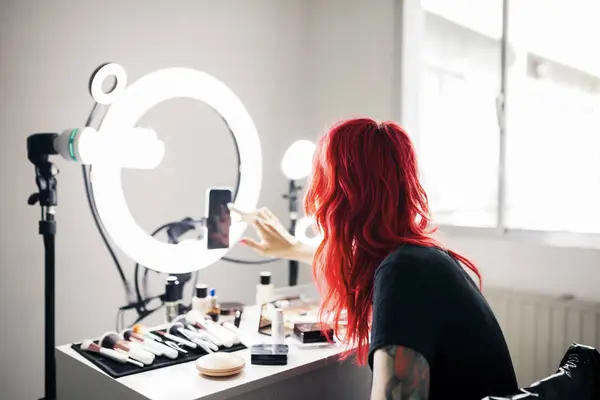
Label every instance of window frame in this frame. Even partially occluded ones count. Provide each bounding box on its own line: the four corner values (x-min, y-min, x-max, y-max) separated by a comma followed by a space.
395, 0, 600, 250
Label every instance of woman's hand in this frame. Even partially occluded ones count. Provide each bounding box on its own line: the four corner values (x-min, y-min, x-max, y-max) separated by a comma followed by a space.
228, 204, 316, 264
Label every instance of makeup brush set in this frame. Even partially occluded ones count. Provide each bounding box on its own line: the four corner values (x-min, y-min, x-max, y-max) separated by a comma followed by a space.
72, 310, 246, 378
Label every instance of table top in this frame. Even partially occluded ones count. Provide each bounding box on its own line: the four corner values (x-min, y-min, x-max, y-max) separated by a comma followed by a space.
56, 305, 348, 400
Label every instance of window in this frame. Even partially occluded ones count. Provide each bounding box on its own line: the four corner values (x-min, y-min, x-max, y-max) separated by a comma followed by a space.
505, 0, 600, 233
418, 0, 503, 227
414, 0, 600, 234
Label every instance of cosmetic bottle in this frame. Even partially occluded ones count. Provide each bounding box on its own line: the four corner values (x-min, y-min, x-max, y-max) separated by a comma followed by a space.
271, 308, 285, 345
207, 288, 221, 322
255, 271, 274, 306
192, 284, 209, 316
164, 276, 182, 323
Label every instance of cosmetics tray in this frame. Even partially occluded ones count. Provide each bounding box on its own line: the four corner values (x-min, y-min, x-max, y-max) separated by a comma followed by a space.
71, 329, 246, 379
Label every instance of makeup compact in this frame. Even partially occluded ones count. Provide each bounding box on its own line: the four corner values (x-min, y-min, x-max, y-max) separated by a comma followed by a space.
293, 323, 333, 344
250, 344, 289, 366
195, 352, 245, 377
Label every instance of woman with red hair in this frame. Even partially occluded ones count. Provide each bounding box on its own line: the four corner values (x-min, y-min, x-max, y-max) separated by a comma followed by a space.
231, 118, 518, 399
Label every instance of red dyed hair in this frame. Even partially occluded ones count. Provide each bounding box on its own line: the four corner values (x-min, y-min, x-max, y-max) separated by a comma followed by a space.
304, 118, 482, 365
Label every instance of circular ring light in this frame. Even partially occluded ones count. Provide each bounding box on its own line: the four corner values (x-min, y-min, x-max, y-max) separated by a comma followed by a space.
294, 216, 323, 248
90, 64, 262, 274
89, 63, 128, 105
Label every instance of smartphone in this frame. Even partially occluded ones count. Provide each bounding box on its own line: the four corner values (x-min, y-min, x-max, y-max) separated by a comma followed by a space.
206, 188, 232, 249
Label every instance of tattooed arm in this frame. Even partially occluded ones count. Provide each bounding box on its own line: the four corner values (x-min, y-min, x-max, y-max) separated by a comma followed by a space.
370, 345, 430, 400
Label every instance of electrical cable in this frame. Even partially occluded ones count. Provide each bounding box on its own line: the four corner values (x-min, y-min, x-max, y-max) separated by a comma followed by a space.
81, 102, 131, 297
129, 305, 162, 328
133, 222, 175, 308
82, 168, 129, 288
116, 309, 123, 331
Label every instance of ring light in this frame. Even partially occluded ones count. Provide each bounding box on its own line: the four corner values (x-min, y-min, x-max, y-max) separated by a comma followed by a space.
294, 216, 323, 247
89, 63, 128, 105
91, 64, 262, 274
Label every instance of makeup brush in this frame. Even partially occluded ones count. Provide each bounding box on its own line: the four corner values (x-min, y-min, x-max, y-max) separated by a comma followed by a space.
179, 330, 217, 354
156, 329, 197, 349
132, 324, 163, 342
169, 323, 219, 353
185, 315, 223, 347
221, 321, 242, 336
186, 311, 235, 347
121, 331, 162, 356
122, 330, 178, 360
167, 323, 203, 349
100, 332, 155, 365
81, 340, 144, 367
202, 317, 239, 346
188, 328, 221, 349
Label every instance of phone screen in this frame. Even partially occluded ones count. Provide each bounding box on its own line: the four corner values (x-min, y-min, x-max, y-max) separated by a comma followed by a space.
207, 189, 232, 249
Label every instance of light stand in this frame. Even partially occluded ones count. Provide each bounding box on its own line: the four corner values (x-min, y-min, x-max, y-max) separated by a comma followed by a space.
283, 180, 302, 286
27, 133, 59, 400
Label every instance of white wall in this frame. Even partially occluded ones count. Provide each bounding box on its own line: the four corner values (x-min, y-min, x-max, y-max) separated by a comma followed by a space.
306, 0, 397, 134
2, 0, 600, 398
0, 1, 312, 399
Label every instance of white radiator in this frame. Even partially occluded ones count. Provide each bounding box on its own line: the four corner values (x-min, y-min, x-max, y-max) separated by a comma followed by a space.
485, 287, 600, 387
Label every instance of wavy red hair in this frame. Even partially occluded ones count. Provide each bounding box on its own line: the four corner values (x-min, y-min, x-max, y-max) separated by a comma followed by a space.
304, 118, 482, 365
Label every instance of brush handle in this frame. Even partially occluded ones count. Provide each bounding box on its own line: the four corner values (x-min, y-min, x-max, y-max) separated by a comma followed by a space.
127, 358, 144, 368
145, 339, 178, 359
119, 346, 155, 365
138, 329, 162, 342
218, 323, 241, 345
205, 320, 237, 347
98, 348, 128, 363
194, 327, 223, 347
183, 330, 219, 352
163, 331, 197, 349
130, 341, 162, 356
196, 319, 234, 347
222, 322, 241, 336
195, 339, 216, 354
191, 331, 220, 351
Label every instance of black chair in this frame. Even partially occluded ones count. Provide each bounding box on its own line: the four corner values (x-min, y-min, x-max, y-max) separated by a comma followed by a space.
483, 343, 600, 400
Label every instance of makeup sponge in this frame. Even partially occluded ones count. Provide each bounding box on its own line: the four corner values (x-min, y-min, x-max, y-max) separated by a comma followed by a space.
196, 352, 245, 377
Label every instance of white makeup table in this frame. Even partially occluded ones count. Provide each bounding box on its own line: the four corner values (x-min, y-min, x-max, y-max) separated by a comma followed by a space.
56, 305, 372, 400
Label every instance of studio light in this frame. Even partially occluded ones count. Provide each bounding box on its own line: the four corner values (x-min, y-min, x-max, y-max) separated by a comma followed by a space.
27, 63, 262, 400
280, 139, 316, 286
294, 215, 323, 248
281, 139, 316, 180
53, 126, 165, 169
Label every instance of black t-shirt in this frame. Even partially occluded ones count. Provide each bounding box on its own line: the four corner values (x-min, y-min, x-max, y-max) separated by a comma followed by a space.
368, 244, 518, 400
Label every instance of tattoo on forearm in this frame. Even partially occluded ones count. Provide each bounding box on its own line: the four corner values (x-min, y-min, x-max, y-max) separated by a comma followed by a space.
381, 345, 430, 400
